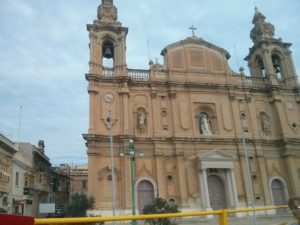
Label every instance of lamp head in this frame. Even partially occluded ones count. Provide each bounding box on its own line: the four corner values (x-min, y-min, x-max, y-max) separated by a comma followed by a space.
129, 139, 134, 144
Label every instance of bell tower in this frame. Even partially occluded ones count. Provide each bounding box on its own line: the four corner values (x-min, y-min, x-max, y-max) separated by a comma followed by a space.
87, 0, 128, 76
245, 7, 298, 86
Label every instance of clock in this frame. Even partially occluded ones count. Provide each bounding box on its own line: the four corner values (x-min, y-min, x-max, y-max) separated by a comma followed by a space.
104, 92, 114, 103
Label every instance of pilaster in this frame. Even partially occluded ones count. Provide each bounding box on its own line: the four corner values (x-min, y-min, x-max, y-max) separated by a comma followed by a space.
198, 168, 211, 209
176, 155, 188, 206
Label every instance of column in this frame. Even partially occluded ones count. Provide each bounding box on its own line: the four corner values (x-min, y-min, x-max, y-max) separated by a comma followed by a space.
228, 169, 239, 208
155, 156, 167, 198
88, 90, 98, 134
257, 156, 272, 205
176, 156, 188, 206
262, 50, 278, 85
240, 156, 252, 206
121, 89, 129, 134
198, 168, 211, 209
285, 156, 300, 196
273, 99, 288, 138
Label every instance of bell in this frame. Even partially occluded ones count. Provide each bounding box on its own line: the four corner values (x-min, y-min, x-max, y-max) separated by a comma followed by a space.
103, 47, 113, 59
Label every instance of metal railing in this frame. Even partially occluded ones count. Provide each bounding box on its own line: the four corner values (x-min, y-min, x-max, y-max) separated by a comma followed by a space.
34, 205, 292, 225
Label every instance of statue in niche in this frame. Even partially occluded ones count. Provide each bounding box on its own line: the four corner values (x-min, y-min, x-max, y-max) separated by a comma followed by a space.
199, 112, 212, 135
137, 108, 147, 132
261, 113, 271, 135
161, 109, 168, 130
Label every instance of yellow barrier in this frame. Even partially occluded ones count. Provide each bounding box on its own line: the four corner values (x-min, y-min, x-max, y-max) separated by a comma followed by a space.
34, 205, 288, 225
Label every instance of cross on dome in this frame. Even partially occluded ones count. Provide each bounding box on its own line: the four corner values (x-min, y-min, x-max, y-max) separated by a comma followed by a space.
189, 25, 197, 37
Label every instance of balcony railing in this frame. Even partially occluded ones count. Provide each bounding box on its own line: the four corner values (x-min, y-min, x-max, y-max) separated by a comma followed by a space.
244, 76, 299, 89
102, 68, 150, 81
128, 69, 149, 81
103, 67, 114, 77
101, 68, 298, 88
244, 77, 269, 89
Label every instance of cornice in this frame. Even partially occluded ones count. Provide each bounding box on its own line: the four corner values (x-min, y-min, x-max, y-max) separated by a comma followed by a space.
85, 74, 297, 94
245, 39, 292, 60
83, 134, 299, 145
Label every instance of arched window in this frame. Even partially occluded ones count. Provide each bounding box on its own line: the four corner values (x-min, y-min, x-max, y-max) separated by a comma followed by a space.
255, 57, 266, 77
272, 54, 282, 80
199, 112, 212, 135
102, 40, 114, 68
271, 179, 287, 214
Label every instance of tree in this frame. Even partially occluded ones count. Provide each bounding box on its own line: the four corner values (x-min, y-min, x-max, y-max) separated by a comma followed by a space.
65, 193, 95, 217
143, 198, 180, 225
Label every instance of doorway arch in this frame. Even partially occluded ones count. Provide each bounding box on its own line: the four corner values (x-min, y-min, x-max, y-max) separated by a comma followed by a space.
137, 180, 155, 213
207, 175, 227, 210
271, 178, 287, 214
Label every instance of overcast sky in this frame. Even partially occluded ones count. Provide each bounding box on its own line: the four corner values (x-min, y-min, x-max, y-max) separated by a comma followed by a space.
0, 0, 299, 165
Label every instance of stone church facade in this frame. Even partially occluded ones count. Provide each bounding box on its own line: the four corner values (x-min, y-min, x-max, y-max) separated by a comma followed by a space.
83, 0, 300, 215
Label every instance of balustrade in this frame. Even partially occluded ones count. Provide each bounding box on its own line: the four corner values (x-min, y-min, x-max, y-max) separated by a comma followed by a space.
244, 77, 268, 89
128, 69, 149, 81
102, 68, 150, 81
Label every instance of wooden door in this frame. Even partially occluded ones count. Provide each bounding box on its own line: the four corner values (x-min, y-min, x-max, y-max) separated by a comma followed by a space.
207, 175, 227, 210
271, 179, 286, 214
137, 180, 154, 213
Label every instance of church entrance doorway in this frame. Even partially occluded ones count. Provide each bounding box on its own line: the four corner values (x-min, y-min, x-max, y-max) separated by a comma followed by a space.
137, 180, 155, 213
271, 179, 286, 214
207, 175, 227, 210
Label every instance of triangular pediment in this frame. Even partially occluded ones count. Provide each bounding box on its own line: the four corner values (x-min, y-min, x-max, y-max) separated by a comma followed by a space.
198, 149, 236, 161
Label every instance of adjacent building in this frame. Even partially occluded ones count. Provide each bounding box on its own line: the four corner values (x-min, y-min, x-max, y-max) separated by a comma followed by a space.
10, 142, 33, 216
0, 134, 17, 213
69, 164, 88, 196
50, 166, 70, 209
84, 0, 300, 216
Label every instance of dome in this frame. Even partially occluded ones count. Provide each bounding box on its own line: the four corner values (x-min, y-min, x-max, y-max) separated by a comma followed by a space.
161, 37, 231, 74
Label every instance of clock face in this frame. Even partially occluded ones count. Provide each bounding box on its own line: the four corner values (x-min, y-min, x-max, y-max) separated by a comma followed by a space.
104, 92, 113, 103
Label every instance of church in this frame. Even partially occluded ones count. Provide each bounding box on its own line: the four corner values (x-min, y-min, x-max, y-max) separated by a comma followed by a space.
83, 0, 300, 215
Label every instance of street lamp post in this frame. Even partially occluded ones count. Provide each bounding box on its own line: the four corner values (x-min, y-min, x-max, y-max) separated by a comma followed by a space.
129, 139, 137, 225
240, 112, 257, 225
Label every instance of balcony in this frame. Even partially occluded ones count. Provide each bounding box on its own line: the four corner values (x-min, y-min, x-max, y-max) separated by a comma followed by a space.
244, 76, 299, 89
244, 77, 269, 89
102, 67, 150, 81
128, 69, 149, 81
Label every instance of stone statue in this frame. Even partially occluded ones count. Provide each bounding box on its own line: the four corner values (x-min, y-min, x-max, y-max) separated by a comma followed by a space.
261, 114, 271, 135
250, 7, 275, 44
137, 108, 146, 129
97, 0, 118, 23
199, 113, 212, 135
